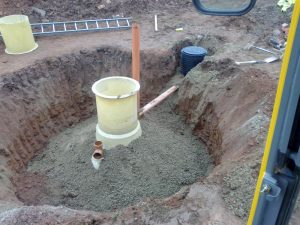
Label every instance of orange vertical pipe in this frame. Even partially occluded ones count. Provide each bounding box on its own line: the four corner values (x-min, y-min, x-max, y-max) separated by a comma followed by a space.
132, 23, 140, 109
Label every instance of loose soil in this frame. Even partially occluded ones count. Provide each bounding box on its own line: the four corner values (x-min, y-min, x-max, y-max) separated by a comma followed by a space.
15, 88, 212, 212
0, 0, 191, 22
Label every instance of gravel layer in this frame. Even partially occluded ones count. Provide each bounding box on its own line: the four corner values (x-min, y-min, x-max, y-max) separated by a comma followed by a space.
25, 96, 211, 212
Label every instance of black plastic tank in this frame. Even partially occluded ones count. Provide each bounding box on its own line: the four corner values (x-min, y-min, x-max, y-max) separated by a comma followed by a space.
181, 46, 207, 76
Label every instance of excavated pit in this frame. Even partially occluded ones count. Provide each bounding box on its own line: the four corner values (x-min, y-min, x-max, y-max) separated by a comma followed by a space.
0, 0, 296, 222
0, 39, 219, 213
0, 36, 278, 224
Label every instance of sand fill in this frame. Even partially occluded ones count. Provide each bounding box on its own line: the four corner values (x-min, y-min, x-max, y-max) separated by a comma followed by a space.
17, 96, 212, 212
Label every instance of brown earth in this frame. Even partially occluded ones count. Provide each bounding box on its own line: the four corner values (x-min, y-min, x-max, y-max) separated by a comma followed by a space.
0, 0, 191, 22
0, 0, 297, 224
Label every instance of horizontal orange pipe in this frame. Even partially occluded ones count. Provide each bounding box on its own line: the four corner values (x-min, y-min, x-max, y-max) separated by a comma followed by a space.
139, 86, 178, 117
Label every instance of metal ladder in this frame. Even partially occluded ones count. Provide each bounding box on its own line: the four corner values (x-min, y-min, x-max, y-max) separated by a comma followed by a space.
29, 17, 132, 36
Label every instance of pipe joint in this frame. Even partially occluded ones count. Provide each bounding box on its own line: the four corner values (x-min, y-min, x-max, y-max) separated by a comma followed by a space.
91, 141, 104, 170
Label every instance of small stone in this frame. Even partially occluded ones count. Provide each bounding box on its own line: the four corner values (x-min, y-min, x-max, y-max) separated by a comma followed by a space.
248, 142, 255, 147
63, 191, 78, 198
282, 23, 289, 29
79, 49, 89, 54
67, 192, 78, 198
106, 0, 111, 3
196, 34, 204, 40
32, 7, 46, 17
272, 29, 281, 37
97, 4, 106, 10
0, 148, 10, 157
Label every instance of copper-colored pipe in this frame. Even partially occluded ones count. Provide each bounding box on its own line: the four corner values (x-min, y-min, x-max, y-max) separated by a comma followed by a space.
93, 141, 104, 159
93, 149, 104, 160
94, 141, 103, 149
138, 86, 178, 118
132, 23, 141, 109
92, 141, 104, 170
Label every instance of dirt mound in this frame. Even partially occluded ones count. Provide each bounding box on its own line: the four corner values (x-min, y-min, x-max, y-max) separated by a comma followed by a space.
0, 0, 191, 22
177, 58, 276, 220
0, 184, 242, 225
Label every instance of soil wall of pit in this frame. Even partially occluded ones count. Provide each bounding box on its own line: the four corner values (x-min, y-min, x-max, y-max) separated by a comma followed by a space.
0, 46, 177, 204
177, 59, 277, 218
